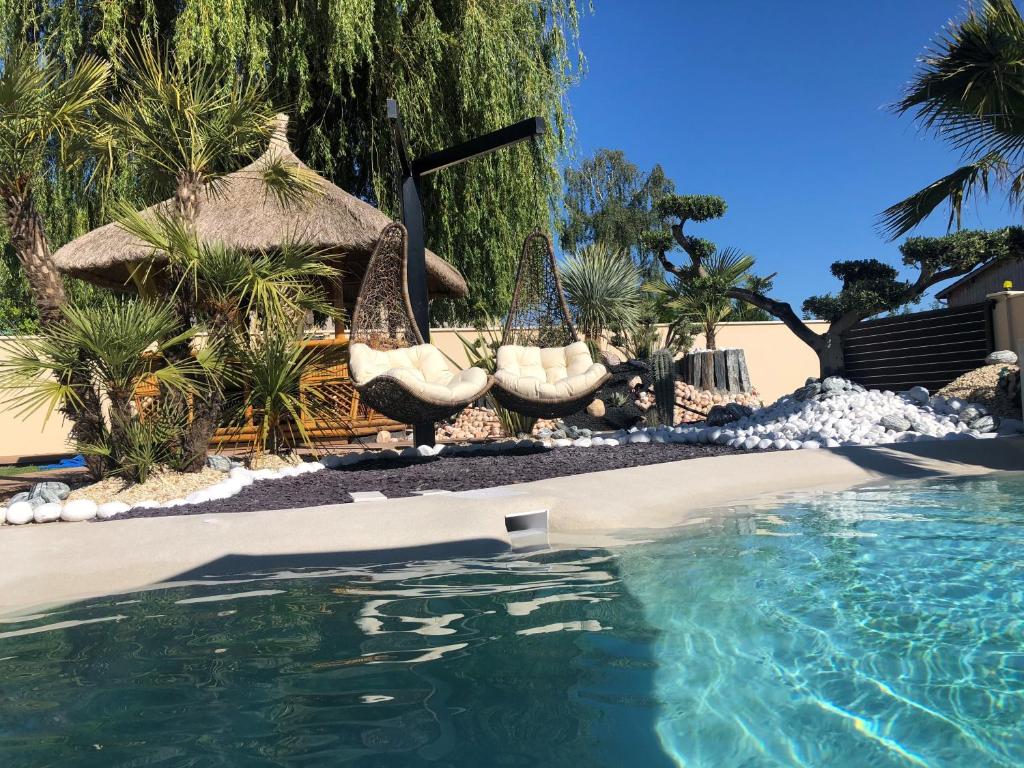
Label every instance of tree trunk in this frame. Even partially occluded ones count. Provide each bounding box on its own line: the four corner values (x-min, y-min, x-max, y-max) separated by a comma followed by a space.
705, 323, 717, 351
815, 332, 846, 378
3, 187, 67, 327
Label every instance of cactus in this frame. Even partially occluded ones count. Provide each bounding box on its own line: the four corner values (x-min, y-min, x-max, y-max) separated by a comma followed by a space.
651, 349, 676, 426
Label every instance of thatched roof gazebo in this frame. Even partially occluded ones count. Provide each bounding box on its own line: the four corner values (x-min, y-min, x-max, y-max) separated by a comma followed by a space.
52, 114, 468, 336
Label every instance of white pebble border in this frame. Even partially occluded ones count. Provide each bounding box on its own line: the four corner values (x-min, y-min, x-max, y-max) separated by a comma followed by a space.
0, 463, 326, 527
3, 381, 1021, 527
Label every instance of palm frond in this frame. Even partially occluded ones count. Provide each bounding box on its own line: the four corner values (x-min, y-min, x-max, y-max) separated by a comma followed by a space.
878, 152, 1006, 239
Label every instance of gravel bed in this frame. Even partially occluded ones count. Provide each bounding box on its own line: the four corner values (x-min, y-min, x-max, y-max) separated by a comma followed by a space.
111, 443, 734, 520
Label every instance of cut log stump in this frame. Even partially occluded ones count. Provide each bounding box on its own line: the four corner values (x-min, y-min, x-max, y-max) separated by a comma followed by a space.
678, 349, 752, 394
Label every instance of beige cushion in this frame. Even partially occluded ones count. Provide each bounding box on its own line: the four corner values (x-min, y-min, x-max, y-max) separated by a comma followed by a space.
494, 341, 607, 402
349, 343, 489, 404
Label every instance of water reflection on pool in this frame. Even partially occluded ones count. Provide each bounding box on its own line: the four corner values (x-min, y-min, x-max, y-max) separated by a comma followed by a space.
1, 474, 1022, 766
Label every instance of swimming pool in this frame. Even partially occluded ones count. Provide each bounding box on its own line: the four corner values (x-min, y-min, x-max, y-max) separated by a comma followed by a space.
1, 474, 1022, 766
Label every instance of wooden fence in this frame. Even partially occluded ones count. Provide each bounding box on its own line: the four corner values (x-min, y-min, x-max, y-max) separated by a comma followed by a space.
842, 302, 993, 392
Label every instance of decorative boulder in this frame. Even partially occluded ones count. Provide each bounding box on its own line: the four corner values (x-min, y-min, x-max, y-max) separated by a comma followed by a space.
821, 376, 846, 393
986, 350, 1018, 365
906, 386, 930, 404
61, 499, 98, 522
969, 415, 999, 433
793, 383, 821, 401
29, 481, 71, 504
33, 502, 62, 523
959, 404, 987, 424
586, 398, 606, 418
97, 501, 131, 520
206, 455, 233, 472
881, 415, 912, 432
6, 501, 34, 525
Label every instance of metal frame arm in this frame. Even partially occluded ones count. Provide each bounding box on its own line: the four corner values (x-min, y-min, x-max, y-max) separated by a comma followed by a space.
413, 117, 546, 176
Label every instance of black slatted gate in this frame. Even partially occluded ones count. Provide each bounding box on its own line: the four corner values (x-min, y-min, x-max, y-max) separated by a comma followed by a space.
842, 302, 993, 392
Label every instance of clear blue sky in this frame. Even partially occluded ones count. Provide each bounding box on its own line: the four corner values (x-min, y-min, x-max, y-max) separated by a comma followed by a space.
567, 0, 1015, 309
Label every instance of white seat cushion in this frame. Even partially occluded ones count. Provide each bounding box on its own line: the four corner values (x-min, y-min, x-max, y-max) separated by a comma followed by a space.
494, 341, 607, 402
349, 343, 488, 404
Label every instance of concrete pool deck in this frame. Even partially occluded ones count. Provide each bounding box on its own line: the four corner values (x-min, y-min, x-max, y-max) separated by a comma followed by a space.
1, 436, 1022, 616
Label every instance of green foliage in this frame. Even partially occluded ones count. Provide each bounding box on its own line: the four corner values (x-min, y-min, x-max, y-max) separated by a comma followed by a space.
82, 402, 192, 484
654, 194, 727, 224
223, 327, 340, 456
102, 43, 316, 206
803, 227, 1024, 323
452, 320, 537, 437
0, 295, 202, 480
0, 44, 110, 193
561, 149, 675, 270
650, 348, 676, 427
881, 0, 1024, 238
646, 247, 755, 350
802, 259, 912, 322
1, 0, 584, 323
560, 242, 644, 342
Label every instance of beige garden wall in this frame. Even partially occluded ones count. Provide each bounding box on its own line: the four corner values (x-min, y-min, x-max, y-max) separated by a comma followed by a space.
0, 338, 76, 464
989, 290, 1024, 353
0, 321, 827, 463
431, 320, 828, 404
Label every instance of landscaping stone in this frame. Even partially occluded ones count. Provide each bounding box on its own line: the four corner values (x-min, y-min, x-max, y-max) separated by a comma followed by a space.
986, 350, 1018, 365
586, 399, 606, 418
97, 501, 131, 519
906, 386, 930, 404
206, 455, 233, 473
627, 431, 651, 444
822, 376, 846, 392
6, 501, 34, 525
881, 415, 912, 432
61, 499, 98, 522
33, 502, 62, 523
970, 415, 999, 433
29, 481, 71, 504
8, 491, 39, 507
349, 491, 387, 503
376, 430, 394, 444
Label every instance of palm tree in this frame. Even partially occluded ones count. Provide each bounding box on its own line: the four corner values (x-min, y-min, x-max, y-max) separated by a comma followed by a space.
0, 46, 109, 326
0, 297, 202, 480
117, 208, 339, 468
103, 45, 320, 470
560, 242, 644, 344
646, 247, 755, 350
102, 45, 314, 227
881, 0, 1024, 239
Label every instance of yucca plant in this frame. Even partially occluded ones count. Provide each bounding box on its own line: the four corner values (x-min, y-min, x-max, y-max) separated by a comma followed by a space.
0, 296, 205, 480
222, 326, 344, 457
561, 241, 644, 345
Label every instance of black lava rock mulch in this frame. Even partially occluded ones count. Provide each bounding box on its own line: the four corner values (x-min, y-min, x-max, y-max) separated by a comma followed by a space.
111, 443, 734, 521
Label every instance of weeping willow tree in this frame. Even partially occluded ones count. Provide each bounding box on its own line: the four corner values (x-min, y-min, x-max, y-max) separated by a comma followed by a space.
0, 0, 583, 324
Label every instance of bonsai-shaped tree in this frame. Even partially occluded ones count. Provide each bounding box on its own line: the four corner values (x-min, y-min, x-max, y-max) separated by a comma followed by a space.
643, 194, 762, 349
653, 209, 1023, 376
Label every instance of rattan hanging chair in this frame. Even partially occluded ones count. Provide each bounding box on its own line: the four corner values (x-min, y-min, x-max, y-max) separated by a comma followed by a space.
348, 223, 492, 425
491, 230, 610, 419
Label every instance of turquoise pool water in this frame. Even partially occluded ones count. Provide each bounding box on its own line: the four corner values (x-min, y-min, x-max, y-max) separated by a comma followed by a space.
1, 474, 1023, 766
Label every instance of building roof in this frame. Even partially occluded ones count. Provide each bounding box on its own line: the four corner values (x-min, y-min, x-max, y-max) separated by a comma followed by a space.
935, 257, 1018, 300
52, 115, 468, 300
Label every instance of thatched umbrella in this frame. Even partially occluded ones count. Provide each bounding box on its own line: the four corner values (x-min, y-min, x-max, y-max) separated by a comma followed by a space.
52, 115, 468, 334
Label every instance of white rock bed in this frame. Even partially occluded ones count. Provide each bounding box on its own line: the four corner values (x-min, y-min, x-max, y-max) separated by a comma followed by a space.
0, 463, 326, 526
4, 382, 1021, 527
